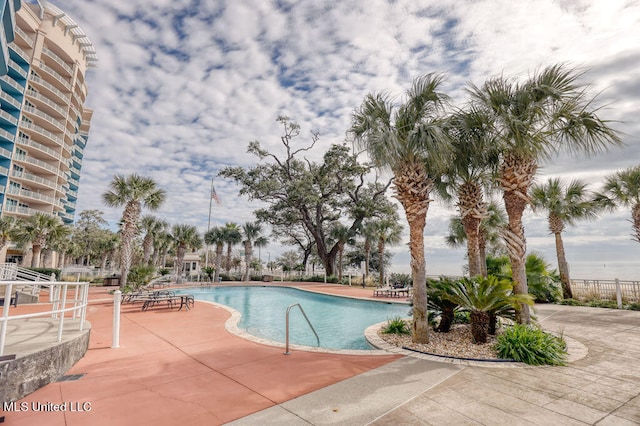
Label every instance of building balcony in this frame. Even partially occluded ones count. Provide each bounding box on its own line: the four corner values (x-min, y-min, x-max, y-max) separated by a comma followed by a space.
34, 62, 71, 92
6, 186, 58, 206
10, 169, 60, 192
22, 106, 65, 133
13, 27, 34, 47
8, 44, 30, 65
19, 121, 64, 147
41, 47, 74, 78
8, 58, 27, 79
0, 109, 18, 126
0, 90, 22, 110
12, 153, 61, 176
0, 128, 15, 143
29, 73, 70, 104
0, 146, 12, 160
16, 136, 62, 163
25, 88, 67, 118
2, 203, 54, 218
0, 74, 24, 94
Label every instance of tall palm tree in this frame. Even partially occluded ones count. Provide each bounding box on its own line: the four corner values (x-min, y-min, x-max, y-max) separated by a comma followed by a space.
439, 107, 498, 277
241, 221, 263, 281
352, 74, 450, 343
595, 166, 640, 243
140, 215, 167, 265
373, 219, 403, 286
468, 64, 621, 323
170, 224, 202, 284
11, 213, 65, 268
360, 221, 378, 280
222, 222, 242, 275
102, 174, 166, 289
204, 226, 226, 282
329, 224, 353, 281
531, 178, 598, 299
254, 235, 268, 273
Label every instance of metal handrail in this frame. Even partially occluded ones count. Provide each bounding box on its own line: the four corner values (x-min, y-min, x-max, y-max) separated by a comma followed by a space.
284, 303, 320, 355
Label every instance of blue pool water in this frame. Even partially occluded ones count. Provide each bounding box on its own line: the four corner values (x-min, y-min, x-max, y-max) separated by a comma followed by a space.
179, 286, 410, 350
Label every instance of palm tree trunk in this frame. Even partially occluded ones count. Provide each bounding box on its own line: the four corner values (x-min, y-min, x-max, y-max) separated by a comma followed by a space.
470, 311, 490, 343
31, 245, 42, 268
500, 153, 536, 324
458, 182, 485, 277
554, 231, 573, 299
244, 241, 252, 282
364, 240, 371, 279
378, 238, 385, 286
176, 246, 185, 284
478, 234, 488, 278
462, 215, 482, 277
214, 243, 223, 282
633, 203, 640, 243
394, 162, 432, 344
226, 244, 232, 274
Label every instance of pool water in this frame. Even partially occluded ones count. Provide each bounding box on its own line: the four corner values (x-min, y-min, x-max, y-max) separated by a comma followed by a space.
180, 286, 410, 350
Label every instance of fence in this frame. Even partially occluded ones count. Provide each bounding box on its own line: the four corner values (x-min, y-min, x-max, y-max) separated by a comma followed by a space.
0, 281, 90, 356
571, 279, 640, 302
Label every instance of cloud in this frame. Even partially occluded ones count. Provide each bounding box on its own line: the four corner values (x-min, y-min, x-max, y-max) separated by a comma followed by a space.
45, 0, 640, 279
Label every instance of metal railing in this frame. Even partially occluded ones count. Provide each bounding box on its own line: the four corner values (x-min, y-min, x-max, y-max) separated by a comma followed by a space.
571, 279, 640, 302
0, 281, 89, 356
284, 303, 320, 355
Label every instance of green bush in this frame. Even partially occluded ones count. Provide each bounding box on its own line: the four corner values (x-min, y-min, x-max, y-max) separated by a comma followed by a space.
495, 324, 567, 366
127, 265, 156, 289
381, 316, 410, 335
588, 299, 618, 309
390, 273, 412, 287
28, 268, 60, 280
626, 302, 640, 311
558, 298, 585, 306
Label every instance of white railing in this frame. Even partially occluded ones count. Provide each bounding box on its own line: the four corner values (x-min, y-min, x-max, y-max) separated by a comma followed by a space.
571, 279, 640, 302
0, 281, 90, 356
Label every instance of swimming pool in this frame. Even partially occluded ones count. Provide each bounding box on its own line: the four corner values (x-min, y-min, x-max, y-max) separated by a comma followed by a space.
180, 286, 410, 350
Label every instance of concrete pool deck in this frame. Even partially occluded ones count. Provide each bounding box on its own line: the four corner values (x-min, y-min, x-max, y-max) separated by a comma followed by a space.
3, 282, 640, 425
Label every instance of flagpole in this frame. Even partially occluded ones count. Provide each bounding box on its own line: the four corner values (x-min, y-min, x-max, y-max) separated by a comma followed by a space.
205, 177, 214, 268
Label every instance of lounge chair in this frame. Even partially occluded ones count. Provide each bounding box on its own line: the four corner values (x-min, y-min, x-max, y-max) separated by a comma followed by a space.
373, 286, 392, 297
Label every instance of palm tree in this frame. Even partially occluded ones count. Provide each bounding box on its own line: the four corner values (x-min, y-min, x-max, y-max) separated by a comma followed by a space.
102, 174, 166, 289
241, 221, 263, 281
140, 215, 167, 265
329, 224, 353, 281
222, 222, 242, 275
0, 216, 15, 261
11, 213, 65, 268
595, 166, 640, 243
439, 107, 498, 277
204, 226, 226, 282
361, 221, 378, 280
352, 73, 450, 343
468, 64, 622, 323
254, 235, 268, 273
170, 224, 202, 284
531, 178, 598, 299
373, 219, 403, 286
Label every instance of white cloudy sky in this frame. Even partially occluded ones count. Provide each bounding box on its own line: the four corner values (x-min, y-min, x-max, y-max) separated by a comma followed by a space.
46, 0, 639, 280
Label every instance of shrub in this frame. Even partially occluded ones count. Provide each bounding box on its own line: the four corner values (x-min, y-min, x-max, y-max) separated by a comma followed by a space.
626, 302, 640, 311
495, 324, 567, 366
389, 273, 412, 287
127, 265, 156, 289
559, 298, 585, 306
381, 316, 410, 335
28, 267, 61, 280
588, 299, 618, 309
427, 277, 460, 333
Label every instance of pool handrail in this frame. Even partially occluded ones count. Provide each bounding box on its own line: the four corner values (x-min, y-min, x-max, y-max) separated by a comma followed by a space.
284, 303, 320, 355
0, 280, 90, 356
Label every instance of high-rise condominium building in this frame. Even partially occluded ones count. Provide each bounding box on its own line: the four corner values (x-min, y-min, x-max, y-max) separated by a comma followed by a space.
0, 1, 96, 262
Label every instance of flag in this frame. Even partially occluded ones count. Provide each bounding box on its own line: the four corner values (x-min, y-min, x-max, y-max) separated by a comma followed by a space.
211, 185, 221, 205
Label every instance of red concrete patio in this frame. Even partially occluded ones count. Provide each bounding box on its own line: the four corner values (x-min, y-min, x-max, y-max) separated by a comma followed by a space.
5, 282, 404, 425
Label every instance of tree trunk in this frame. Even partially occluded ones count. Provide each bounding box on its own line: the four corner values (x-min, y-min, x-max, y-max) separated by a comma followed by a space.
437, 305, 454, 333
119, 202, 141, 289
500, 153, 536, 324
632, 203, 640, 243
394, 162, 432, 344
462, 215, 482, 277
31, 245, 42, 268
458, 182, 485, 277
244, 241, 252, 282
470, 310, 490, 343
553, 231, 573, 299
176, 245, 185, 284
214, 243, 223, 282
478, 235, 488, 278
378, 238, 385, 286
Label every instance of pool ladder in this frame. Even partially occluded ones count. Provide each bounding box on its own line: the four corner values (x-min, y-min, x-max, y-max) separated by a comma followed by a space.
284, 303, 320, 355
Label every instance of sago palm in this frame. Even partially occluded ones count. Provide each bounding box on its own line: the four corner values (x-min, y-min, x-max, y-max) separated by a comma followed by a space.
595, 166, 640, 243
531, 178, 598, 299
102, 174, 166, 289
352, 73, 450, 343
443, 276, 533, 344
468, 64, 621, 323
